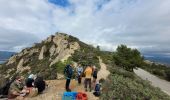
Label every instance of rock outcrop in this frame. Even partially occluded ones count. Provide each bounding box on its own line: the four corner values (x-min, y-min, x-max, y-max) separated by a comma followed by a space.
39, 45, 47, 60
17, 59, 24, 72
0, 32, 99, 80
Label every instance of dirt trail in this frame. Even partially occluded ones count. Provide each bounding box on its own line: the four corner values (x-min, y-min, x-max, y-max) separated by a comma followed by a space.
134, 68, 170, 96
25, 57, 110, 100
97, 57, 110, 81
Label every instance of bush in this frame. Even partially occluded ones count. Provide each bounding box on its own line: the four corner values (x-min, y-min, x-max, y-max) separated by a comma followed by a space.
100, 67, 170, 100
111, 67, 136, 79
165, 69, 170, 81
113, 45, 143, 72
152, 69, 165, 76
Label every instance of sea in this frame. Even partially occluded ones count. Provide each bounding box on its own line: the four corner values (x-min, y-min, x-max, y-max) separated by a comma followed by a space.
0, 60, 5, 64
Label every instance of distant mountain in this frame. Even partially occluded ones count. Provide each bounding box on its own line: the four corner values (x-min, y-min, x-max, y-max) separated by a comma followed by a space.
144, 54, 170, 66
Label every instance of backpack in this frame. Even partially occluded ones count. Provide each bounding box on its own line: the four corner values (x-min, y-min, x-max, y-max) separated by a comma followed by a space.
93, 83, 101, 97
76, 92, 88, 100
64, 65, 72, 78
94, 83, 100, 92
93, 70, 97, 78
34, 77, 45, 93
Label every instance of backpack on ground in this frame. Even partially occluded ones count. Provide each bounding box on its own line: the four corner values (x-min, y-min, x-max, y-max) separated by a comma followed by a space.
34, 77, 45, 93
76, 92, 87, 100
93, 83, 101, 97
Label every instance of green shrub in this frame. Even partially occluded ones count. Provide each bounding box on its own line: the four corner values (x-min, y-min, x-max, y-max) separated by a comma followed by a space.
152, 69, 165, 76
100, 67, 170, 100
165, 69, 170, 81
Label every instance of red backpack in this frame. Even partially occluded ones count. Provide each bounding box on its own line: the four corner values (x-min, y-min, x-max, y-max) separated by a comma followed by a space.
76, 92, 88, 100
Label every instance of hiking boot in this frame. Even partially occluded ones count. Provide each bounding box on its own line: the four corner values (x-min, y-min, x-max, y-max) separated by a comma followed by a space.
66, 88, 71, 92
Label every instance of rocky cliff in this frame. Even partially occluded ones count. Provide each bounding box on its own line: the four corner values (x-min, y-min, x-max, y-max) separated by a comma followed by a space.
0, 32, 100, 80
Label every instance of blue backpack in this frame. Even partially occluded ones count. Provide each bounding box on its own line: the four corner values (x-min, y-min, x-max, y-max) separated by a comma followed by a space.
64, 65, 73, 79
95, 83, 100, 92
93, 83, 101, 97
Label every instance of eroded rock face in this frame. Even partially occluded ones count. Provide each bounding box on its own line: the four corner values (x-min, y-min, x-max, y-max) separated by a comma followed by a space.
17, 59, 24, 72
2, 32, 81, 80
29, 48, 39, 56
49, 45, 56, 57
50, 41, 80, 66
6, 55, 17, 65
44, 35, 54, 43
39, 45, 47, 60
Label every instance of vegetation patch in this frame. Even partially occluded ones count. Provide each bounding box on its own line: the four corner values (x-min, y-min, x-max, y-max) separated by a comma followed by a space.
100, 67, 170, 100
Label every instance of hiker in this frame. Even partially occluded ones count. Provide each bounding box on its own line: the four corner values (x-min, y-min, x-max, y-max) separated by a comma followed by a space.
92, 66, 98, 89
76, 64, 83, 84
25, 74, 36, 88
64, 64, 74, 92
84, 65, 93, 92
93, 81, 101, 97
8, 76, 27, 99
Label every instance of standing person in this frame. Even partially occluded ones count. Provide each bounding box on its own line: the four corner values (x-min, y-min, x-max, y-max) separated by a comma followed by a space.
64, 64, 74, 92
92, 66, 98, 89
77, 64, 83, 84
84, 65, 93, 92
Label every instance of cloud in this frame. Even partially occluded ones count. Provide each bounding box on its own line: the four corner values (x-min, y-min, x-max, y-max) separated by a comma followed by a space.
0, 0, 170, 57
0, 27, 39, 52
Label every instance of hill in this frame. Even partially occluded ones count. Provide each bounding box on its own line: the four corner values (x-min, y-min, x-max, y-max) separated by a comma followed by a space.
0, 32, 170, 99
0, 32, 100, 80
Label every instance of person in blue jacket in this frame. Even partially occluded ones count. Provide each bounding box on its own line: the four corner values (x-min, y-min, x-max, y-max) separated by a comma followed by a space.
64, 64, 74, 92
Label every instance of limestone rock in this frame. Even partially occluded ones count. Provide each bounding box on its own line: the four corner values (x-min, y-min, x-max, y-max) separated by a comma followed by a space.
50, 42, 80, 66
57, 73, 64, 80
17, 59, 24, 72
44, 35, 54, 43
49, 45, 56, 57
39, 45, 47, 60
6, 55, 17, 65
29, 48, 39, 56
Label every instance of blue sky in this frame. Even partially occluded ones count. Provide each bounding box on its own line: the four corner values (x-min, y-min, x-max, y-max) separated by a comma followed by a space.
48, 0, 70, 7
0, 0, 170, 57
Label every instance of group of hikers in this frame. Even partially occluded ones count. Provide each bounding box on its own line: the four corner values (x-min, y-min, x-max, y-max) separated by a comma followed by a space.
0, 63, 101, 99
64, 63, 101, 96
0, 74, 46, 99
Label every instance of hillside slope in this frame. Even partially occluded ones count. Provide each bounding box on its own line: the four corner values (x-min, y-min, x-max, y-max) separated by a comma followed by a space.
0, 32, 100, 82
134, 68, 170, 95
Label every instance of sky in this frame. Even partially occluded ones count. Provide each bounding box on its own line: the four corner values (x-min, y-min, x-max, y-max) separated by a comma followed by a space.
0, 0, 170, 57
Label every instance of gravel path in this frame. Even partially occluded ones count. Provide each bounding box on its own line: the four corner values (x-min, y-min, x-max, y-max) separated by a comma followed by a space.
134, 68, 170, 95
